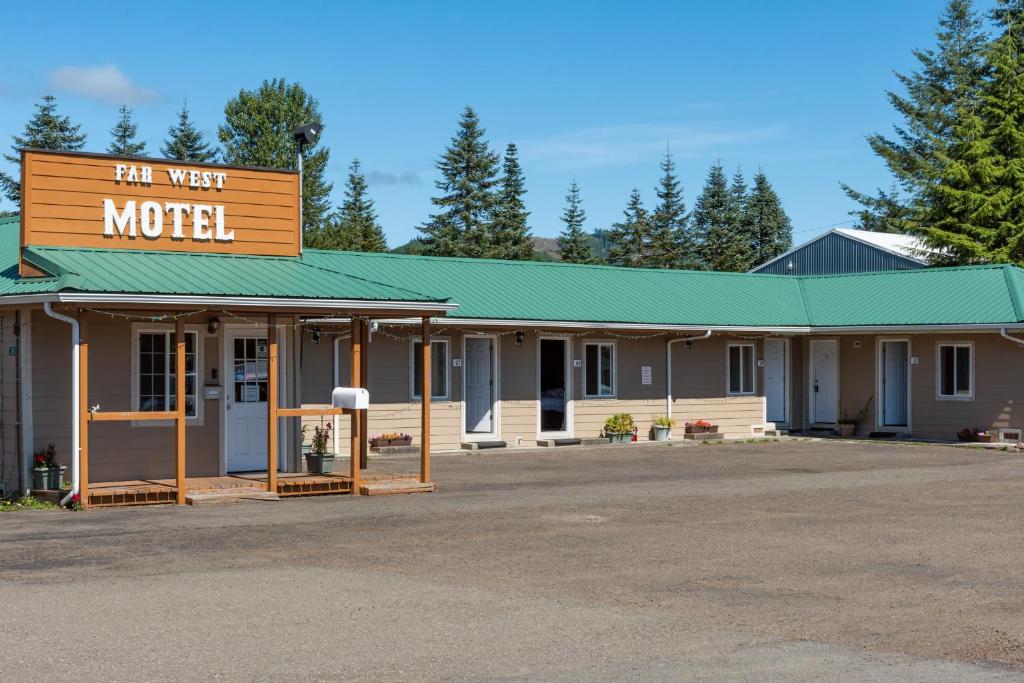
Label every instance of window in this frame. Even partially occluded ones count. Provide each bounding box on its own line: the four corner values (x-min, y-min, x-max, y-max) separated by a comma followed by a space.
412, 339, 449, 400
937, 343, 973, 399
136, 330, 199, 417
727, 344, 755, 395
584, 341, 615, 397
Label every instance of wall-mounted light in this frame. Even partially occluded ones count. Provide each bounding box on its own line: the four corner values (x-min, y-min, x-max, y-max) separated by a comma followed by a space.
515, 330, 525, 346
311, 327, 322, 344
207, 316, 221, 334
684, 340, 692, 350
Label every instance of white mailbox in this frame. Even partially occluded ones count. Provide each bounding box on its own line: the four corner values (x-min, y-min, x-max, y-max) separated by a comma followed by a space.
332, 387, 369, 410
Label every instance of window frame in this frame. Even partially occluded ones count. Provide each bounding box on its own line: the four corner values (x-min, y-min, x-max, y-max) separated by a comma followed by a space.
583, 340, 617, 398
726, 342, 757, 396
935, 341, 974, 401
130, 323, 204, 426
409, 337, 451, 401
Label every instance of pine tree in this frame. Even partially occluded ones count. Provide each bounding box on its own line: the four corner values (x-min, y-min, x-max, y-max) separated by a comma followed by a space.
691, 163, 732, 270
606, 189, 651, 267
746, 170, 793, 267
108, 105, 146, 156
842, 183, 912, 233
419, 106, 501, 257
918, 1, 1024, 264
557, 179, 594, 263
649, 150, 689, 268
162, 101, 217, 162
842, 0, 988, 231
489, 143, 534, 260
722, 167, 755, 271
0, 94, 86, 204
310, 159, 388, 252
219, 79, 332, 243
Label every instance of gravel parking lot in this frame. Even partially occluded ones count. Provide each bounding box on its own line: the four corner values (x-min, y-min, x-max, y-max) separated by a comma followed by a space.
2, 440, 1023, 680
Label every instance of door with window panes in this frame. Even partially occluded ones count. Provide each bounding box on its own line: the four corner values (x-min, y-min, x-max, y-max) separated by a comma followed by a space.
226, 331, 269, 471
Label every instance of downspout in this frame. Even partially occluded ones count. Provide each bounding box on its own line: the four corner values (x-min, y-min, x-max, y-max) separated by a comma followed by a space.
42, 302, 79, 507
666, 330, 713, 435
1000, 326, 1024, 346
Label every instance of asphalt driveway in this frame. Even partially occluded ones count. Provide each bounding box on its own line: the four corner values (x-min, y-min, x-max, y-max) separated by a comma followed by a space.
2, 440, 1023, 681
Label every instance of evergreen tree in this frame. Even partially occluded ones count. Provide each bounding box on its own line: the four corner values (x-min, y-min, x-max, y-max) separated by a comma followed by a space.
746, 170, 793, 267
691, 163, 733, 270
489, 143, 534, 260
606, 189, 651, 267
918, 1, 1024, 264
842, 0, 988, 231
649, 149, 689, 268
0, 94, 86, 204
108, 105, 146, 156
557, 179, 594, 263
219, 79, 332, 243
310, 159, 388, 252
161, 101, 218, 162
723, 167, 755, 271
842, 183, 912, 233
418, 106, 501, 257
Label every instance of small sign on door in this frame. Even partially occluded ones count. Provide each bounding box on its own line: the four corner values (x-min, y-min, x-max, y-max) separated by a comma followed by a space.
641, 366, 652, 385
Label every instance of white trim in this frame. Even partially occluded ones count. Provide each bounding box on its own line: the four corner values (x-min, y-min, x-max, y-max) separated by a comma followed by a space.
461, 334, 501, 441
17, 307, 33, 495
935, 341, 975, 401
763, 337, 790, 426
726, 342, 756, 396
582, 339, 617, 399
808, 338, 839, 425
409, 337, 451, 401
536, 335, 573, 438
130, 323, 204, 427
876, 337, 912, 433
53, 292, 457, 312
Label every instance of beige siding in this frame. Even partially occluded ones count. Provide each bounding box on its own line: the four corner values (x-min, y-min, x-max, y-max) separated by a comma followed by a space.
0, 310, 21, 493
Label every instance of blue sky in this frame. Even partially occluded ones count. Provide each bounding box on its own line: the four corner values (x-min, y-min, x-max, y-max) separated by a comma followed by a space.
0, 1, 997, 247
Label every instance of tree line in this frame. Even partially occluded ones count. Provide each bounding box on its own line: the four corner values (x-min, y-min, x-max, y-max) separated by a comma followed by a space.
845, 0, 1024, 265
0, 84, 792, 271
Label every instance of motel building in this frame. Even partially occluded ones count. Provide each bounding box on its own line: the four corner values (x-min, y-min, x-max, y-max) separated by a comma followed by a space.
3, 149, 1024, 508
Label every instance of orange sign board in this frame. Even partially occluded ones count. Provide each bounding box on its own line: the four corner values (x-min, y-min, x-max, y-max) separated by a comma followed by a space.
20, 150, 301, 268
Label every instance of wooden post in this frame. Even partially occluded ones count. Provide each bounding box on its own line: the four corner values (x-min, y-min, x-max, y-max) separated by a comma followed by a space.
350, 318, 362, 494
79, 311, 89, 510
174, 317, 187, 505
359, 319, 369, 470
267, 314, 278, 494
420, 316, 431, 484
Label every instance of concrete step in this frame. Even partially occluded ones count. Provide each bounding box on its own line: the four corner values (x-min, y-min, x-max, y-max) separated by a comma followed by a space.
461, 440, 507, 450
681, 432, 725, 441
186, 489, 280, 505
360, 480, 436, 496
764, 429, 789, 437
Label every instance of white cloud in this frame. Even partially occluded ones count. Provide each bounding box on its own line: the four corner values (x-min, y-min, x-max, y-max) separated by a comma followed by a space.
366, 169, 422, 186
49, 65, 157, 105
518, 122, 785, 168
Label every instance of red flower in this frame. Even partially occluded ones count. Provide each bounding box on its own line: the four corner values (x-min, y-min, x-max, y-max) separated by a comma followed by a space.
34, 454, 45, 464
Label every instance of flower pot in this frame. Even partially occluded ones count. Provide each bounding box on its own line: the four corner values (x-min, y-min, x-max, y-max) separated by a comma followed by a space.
370, 436, 412, 448
837, 423, 856, 437
685, 425, 717, 434
32, 467, 53, 490
651, 425, 671, 442
606, 432, 631, 444
306, 453, 337, 475
51, 465, 66, 490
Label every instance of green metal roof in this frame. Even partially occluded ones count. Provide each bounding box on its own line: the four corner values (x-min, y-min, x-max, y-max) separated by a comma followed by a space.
1, 215, 1023, 328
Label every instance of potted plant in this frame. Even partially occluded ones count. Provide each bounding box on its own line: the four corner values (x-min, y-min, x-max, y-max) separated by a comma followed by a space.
957, 427, 992, 443
650, 415, 675, 441
369, 432, 413, 448
684, 420, 718, 434
837, 396, 873, 437
603, 413, 636, 444
31, 443, 63, 490
305, 423, 335, 474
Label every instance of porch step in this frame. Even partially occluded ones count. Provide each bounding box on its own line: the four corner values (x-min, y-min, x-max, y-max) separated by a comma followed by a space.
537, 437, 614, 447
187, 489, 280, 505
461, 440, 507, 450
359, 479, 436, 496
764, 429, 789, 437
681, 432, 725, 441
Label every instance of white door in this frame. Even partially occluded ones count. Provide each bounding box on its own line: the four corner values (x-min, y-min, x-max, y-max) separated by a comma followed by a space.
881, 340, 909, 427
810, 340, 838, 424
227, 331, 269, 472
764, 339, 787, 424
465, 337, 494, 434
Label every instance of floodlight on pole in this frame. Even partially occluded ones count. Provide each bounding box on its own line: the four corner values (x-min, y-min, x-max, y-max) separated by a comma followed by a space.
293, 123, 323, 254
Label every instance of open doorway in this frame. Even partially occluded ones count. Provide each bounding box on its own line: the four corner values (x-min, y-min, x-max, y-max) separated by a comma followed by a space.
538, 338, 570, 435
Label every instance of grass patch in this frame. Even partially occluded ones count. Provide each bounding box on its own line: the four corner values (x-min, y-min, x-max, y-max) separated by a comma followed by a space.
0, 495, 60, 512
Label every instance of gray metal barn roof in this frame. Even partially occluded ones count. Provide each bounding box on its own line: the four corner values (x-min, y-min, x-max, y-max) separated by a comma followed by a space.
751, 228, 932, 276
